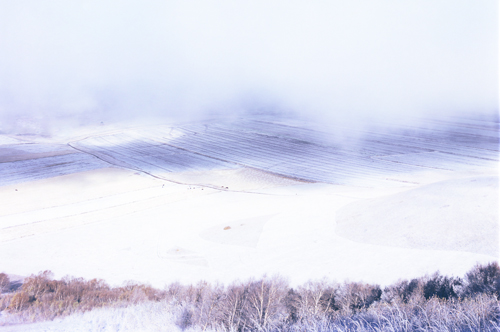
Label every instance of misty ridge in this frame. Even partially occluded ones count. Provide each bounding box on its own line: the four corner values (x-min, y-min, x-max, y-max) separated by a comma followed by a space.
0, 0, 498, 136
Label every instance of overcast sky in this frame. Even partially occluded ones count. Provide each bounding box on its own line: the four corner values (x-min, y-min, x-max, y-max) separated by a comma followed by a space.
0, 0, 498, 131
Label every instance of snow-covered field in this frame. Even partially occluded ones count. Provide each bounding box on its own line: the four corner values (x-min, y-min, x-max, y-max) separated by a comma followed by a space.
0, 114, 498, 292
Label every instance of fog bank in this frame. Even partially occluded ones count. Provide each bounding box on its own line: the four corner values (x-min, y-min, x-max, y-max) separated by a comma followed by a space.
0, 0, 498, 133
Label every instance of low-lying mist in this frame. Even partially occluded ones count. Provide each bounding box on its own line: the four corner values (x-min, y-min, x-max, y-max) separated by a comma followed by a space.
0, 0, 498, 135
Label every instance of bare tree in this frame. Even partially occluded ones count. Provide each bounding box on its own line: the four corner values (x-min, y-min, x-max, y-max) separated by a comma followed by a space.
245, 275, 289, 331
218, 281, 250, 331
336, 281, 381, 313
297, 278, 338, 323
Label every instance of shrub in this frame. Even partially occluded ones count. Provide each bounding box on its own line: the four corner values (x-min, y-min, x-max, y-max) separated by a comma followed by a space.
1, 271, 169, 322
422, 272, 461, 300
463, 261, 500, 298
336, 281, 382, 312
383, 278, 422, 304
284, 288, 301, 324
177, 306, 193, 330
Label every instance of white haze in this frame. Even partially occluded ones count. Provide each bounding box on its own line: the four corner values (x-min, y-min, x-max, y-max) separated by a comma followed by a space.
0, 0, 498, 134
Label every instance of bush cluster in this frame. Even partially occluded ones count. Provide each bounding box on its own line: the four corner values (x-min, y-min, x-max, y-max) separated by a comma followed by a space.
0, 262, 499, 331
0, 271, 164, 321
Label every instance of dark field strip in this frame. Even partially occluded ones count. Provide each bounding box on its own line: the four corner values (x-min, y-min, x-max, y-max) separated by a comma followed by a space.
251, 118, 500, 159
0, 153, 109, 187
2, 116, 497, 187
72, 135, 238, 174
74, 117, 497, 185
170, 125, 434, 173
360, 122, 499, 151
362, 135, 499, 161
166, 131, 419, 180
251, 116, 499, 147
206, 119, 499, 161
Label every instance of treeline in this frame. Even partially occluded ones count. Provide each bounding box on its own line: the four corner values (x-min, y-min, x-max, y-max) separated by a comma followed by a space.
1, 262, 499, 331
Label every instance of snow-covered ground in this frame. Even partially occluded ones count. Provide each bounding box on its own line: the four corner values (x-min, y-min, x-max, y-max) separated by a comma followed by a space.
0, 114, 498, 292
0, 301, 182, 332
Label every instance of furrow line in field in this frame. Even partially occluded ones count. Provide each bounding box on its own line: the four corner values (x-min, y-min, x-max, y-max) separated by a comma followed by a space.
197, 122, 342, 150
170, 130, 393, 173
173, 127, 353, 161
73, 143, 179, 173
0, 157, 106, 187
76, 136, 237, 174
154, 138, 356, 181
418, 118, 500, 132
361, 132, 500, 157
374, 130, 498, 150
114, 127, 456, 177
166, 135, 417, 180
0, 154, 105, 173
253, 116, 500, 143
186, 124, 433, 160
239, 118, 500, 160
86, 135, 178, 155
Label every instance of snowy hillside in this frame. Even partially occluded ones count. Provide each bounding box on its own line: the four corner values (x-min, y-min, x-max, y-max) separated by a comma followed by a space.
0, 114, 498, 291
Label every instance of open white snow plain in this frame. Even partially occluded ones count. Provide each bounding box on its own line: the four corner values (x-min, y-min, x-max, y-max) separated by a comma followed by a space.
0, 114, 498, 289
